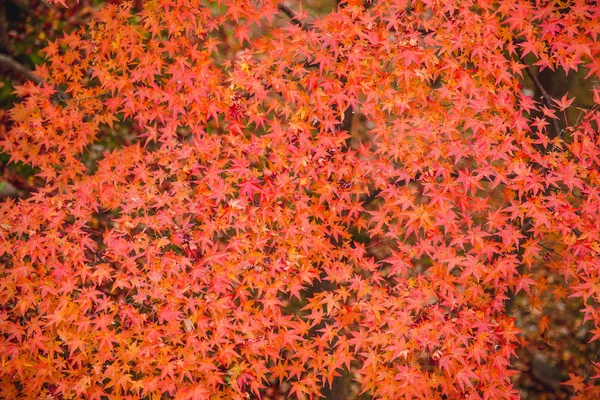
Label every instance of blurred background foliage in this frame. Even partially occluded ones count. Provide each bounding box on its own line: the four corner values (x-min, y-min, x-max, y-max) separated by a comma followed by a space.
0, 0, 598, 399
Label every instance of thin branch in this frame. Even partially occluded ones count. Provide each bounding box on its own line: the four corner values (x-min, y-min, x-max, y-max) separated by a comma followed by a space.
522, 64, 562, 137
539, 242, 563, 258
0, 52, 69, 102
523, 65, 553, 107
0, 52, 44, 85
277, 3, 312, 31
514, 44, 561, 137
336, 0, 375, 10
570, 101, 594, 111
7, 0, 30, 9
515, 45, 595, 138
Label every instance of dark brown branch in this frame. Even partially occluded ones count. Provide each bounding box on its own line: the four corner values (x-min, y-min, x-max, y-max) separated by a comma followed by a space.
0, 2, 9, 54
512, 39, 593, 111
539, 242, 563, 258
277, 3, 312, 31
0, 52, 44, 85
523, 65, 553, 107
525, 68, 594, 110
7, 0, 30, 8
570, 101, 594, 111
521, 63, 562, 137
0, 52, 69, 102
515, 46, 594, 139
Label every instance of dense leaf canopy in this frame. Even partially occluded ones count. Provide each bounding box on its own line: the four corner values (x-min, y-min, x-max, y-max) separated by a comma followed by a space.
1, 0, 600, 398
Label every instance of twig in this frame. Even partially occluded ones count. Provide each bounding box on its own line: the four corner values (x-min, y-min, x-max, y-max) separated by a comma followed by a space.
0, 52, 69, 102
336, 0, 376, 10
523, 65, 552, 107
512, 42, 594, 111
515, 45, 595, 136
0, 52, 44, 85
539, 242, 563, 258
571, 101, 594, 111
522, 65, 562, 137
514, 44, 561, 137
277, 3, 312, 31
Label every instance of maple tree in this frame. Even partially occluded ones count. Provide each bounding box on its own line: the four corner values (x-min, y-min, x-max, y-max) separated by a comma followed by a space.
1, 0, 600, 398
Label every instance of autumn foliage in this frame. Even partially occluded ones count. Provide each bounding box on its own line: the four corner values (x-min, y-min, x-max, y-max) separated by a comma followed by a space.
2, 0, 600, 398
